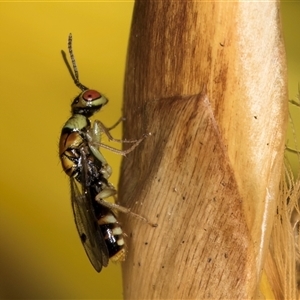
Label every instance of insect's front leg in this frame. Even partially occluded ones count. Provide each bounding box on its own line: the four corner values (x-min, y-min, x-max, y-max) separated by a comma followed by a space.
105, 117, 125, 131
84, 127, 113, 179
93, 119, 148, 144
89, 120, 150, 156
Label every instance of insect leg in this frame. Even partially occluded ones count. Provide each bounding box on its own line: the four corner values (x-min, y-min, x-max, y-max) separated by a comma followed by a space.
87, 143, 112, 179
86, 131, 149, 157
98, 137, 149, 156
83, 126, 113, 178
93, 120, 149, 144
99, 163, 112, 180
106, 117, 125, 131
87, 120, 150, 157
95, 188, 158, 227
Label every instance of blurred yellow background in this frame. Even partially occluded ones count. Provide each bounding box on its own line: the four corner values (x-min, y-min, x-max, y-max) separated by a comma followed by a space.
0, 2, 134, 299
0, 2, 299, 300
283, 2, 300, 175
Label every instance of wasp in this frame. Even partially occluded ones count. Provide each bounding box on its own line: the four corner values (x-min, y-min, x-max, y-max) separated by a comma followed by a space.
59, 34, 156, 272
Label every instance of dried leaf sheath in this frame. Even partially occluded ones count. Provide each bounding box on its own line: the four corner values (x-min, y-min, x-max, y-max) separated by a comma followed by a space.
121, 94, 256, 298
120, 1, 288, 299
265, 165, 298, 299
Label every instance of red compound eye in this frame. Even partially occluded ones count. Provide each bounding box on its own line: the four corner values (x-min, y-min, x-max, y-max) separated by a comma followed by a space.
82, 90, 101, 101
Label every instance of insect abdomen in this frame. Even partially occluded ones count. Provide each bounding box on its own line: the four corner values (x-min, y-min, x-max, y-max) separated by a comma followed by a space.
97, 210, 125, 262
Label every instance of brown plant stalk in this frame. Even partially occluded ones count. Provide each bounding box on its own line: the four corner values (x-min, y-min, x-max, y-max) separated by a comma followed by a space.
119, 1, 288, 299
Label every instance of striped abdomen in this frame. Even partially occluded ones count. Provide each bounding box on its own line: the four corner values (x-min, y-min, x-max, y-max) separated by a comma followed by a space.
95, 204, 125, 261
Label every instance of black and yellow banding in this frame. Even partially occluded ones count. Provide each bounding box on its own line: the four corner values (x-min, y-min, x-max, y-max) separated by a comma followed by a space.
97, 209, 126, 262
59, 34, 152, 273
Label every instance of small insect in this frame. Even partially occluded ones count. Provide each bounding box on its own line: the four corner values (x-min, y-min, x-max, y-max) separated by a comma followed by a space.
59, 33, 156, 272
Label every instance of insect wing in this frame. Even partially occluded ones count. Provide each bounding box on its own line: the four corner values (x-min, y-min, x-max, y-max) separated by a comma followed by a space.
70, 177, 109, 272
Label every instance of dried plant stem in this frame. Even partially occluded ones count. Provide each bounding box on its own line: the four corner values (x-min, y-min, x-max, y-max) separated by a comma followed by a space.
119, 1, 288, 299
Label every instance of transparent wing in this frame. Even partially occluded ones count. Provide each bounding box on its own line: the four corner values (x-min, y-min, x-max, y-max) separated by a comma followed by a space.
70, 177, 109, 272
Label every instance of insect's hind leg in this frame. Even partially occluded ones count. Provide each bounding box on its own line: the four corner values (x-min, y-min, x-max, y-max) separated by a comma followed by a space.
95, 187, 158, 227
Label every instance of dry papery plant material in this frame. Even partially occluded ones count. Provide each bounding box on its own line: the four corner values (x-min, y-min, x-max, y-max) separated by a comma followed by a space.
273, 91, 300, 299
264, 163, 298, 299
119, 1, 298, 299
248, 92, 300, 299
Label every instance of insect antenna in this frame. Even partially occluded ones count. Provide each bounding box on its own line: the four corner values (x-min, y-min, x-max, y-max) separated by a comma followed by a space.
68, 33, 89, 91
